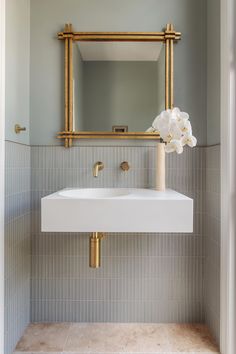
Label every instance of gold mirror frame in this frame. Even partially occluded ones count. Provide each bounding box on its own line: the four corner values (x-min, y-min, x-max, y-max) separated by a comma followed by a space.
57, 24, 181, 147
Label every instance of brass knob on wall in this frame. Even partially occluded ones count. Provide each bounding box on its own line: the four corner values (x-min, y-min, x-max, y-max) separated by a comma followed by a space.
120, 161, 130, 171
15, 124, 26, 134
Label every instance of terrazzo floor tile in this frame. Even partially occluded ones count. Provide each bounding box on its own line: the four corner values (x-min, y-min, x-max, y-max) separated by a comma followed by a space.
14, 323, 220, 353
65, 323, 170, 353
165, 324, 219, 352
14, 323, 71, 352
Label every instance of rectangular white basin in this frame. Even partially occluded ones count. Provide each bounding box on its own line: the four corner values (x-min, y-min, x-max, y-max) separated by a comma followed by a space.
41, 188, 193, 233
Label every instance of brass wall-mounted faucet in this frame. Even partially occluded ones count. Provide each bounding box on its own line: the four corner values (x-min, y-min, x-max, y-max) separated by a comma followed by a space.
93, 161, 104, 177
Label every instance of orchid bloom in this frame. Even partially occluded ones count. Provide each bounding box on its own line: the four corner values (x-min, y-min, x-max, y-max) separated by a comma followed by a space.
147, 107, 197, 154
181, 133, 197, 147
165, 139, 183, 154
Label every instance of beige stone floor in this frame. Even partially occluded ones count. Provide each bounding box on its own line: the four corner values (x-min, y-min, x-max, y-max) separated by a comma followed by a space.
14, 323, 220, 354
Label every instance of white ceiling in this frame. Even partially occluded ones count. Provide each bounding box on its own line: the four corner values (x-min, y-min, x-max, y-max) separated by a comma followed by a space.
77, 42, 163, 61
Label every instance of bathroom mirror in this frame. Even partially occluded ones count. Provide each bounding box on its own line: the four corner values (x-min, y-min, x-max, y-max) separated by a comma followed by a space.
74, 42, 165, 133
57, 24, 181, 147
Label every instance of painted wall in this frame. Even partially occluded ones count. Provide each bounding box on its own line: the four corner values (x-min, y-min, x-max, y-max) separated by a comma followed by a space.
207, 0, 220, 145
5, 0, 30, 145
30, 0, 207, 145
204, 145, 221, 343
204, 0, 221, 344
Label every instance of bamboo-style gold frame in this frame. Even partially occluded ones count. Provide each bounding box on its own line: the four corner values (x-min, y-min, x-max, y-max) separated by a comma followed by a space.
57, 23, 181, 147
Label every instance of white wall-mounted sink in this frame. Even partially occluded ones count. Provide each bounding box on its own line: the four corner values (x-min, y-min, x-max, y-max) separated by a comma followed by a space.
41, 188, 193, 233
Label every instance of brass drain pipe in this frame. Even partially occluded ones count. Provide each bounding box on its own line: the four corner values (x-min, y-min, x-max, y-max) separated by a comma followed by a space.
89, 232, 104, 268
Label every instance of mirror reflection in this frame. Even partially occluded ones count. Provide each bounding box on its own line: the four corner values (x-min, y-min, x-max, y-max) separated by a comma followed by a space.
73, 42, 165, 132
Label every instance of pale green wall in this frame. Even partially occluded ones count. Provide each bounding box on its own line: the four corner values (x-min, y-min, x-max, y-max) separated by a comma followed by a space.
82, 61, 159, 132
207, 0, 220, 145
5, 0, 220, 146
5, 0, 30, 144
30, 0, 207, 145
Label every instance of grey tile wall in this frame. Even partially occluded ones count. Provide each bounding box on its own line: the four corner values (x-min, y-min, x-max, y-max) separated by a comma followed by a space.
4, 141, 221, 350
4, 141, 31, 354
204, 145, 221, 343
30, 145, 205, 323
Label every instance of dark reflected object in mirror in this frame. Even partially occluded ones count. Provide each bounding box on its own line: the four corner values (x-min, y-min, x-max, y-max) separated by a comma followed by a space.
112, 126, 128, 133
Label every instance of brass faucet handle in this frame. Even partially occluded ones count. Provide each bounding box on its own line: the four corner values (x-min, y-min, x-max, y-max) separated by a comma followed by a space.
120, 161, 130, 171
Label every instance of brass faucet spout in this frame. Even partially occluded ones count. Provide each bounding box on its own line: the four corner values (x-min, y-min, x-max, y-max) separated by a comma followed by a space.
93, 161, 104, 177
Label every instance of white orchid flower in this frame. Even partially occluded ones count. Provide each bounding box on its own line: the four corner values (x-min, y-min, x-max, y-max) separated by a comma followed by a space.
152, 112, 170, 132
169, 120, 182, 140
176, 110, 189, 122
147, 107, 197, 153
146, 126, 155, 132
177, 118, 192, 135
171, 107, 189, 123
180, 112, 189, 120
181, 133, 197, 147
159, 127, 172, 143
165, 139, 184, 154
172, 107, 181, 115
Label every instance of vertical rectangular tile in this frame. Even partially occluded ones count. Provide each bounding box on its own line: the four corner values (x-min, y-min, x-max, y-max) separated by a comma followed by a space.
30, 144, 207, 324
4, 141, 31, 354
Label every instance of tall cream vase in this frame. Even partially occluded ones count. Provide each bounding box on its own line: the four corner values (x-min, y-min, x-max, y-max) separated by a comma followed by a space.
156, 142, 165, 191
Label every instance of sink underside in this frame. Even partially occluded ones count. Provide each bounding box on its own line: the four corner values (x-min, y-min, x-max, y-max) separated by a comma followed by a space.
41, 188, 193, 233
